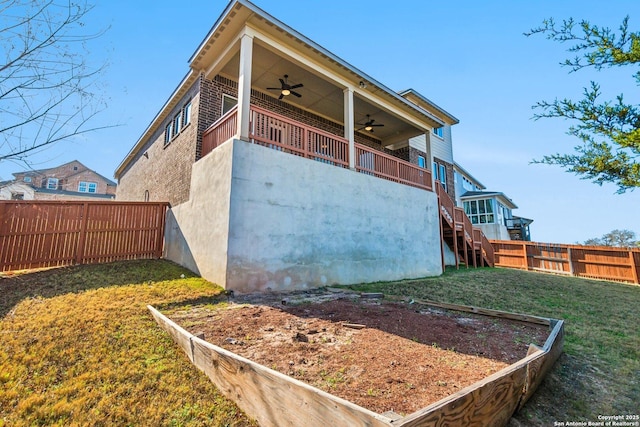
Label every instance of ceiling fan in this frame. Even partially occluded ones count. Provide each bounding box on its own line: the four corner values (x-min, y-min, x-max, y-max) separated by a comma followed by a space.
357, 114, 384, 132
267, 74, 303, 100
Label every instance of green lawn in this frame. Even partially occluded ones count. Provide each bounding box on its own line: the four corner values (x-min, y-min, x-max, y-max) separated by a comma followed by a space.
346, 267, 640, 425
0, 260, 255, 427
1, 261, 638, 426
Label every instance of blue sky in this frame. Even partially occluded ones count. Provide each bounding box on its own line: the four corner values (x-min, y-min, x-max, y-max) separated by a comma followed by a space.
1, 0, 638, 244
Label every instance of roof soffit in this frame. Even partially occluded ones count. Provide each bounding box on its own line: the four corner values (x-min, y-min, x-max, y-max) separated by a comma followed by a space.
190, 1, 444, 130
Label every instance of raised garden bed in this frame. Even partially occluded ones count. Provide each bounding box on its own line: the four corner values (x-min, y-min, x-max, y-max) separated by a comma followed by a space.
150, 289, 564, 426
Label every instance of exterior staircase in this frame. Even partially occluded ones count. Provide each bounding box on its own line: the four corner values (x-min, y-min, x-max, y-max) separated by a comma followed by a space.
436, 182, 494, 268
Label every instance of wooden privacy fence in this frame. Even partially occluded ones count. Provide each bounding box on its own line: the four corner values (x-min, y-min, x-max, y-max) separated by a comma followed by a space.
491, 240, 640, 284
0, 201, 168, 272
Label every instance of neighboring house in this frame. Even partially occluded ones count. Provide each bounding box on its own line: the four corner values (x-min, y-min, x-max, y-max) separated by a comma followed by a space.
1, 160, 116, 201
454, 163, 533, 241
114, 0, 493, 292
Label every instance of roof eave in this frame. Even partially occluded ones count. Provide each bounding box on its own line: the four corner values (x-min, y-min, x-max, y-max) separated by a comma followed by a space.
398, 88, 460, 125
191, 0, 445, 128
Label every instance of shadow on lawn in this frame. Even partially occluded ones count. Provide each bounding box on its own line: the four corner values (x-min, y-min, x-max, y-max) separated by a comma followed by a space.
0, 259, 193, 317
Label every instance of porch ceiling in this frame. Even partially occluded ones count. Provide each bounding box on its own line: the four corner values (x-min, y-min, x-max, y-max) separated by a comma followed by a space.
218, 43, 423, 144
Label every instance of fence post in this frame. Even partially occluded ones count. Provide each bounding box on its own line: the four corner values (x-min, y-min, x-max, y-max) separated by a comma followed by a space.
75, 202, 89, 265
522, 242, 528, 270
567, 247, 575, 276
0, 202, 7, 271
630, 250, 640, 284
155, 204, 167, 259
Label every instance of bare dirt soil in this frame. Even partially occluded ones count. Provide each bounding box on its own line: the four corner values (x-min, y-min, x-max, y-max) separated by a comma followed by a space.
168, 289, 549, 416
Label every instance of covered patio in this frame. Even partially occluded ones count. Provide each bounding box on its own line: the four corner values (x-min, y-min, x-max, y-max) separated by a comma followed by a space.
193, 14, 442, 192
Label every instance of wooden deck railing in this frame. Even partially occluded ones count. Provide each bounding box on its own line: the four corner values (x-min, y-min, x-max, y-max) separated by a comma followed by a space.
0, 201, 168, 272
491, 240, 640, 284
480, 233, 495, 266
201, 105, 238, 157
250, 105, 349, 168
435, 181, 454, 227
355, 143, 432, 191
435, 181, 493, 267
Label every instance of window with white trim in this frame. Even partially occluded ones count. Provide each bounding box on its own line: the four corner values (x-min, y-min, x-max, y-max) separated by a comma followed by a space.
78, 181, 97, 193
47, 178, 58, 190
23, 176, 32, 183
433, 161, 447, 191
433, 127, 444, 138
417, 155, 426, 168
172, 111, 182, 138
464, 199, 495, 224
164, 122, 172, 146
439, 164, 447, 191
182, 100, 192, 127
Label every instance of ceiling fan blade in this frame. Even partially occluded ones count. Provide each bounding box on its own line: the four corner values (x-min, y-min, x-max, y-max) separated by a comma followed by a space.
289, 83, 303, 89
278, 93, 284, 100
266, 87, 280, 90
279, 78, 285, 87
290, 91, 302, 98
372, 123, 384, 127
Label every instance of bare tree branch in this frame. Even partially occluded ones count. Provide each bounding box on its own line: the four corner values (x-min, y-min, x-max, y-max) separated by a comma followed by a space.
0, 0, 113, 164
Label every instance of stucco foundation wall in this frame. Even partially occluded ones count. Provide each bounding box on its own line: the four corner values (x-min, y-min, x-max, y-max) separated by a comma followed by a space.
164, 141, 234, 286
228, 140, 442, 292
166, 139, 443, 292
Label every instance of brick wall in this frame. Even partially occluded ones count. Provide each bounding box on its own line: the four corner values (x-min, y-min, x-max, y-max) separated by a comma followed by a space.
434, 156, 455, 200
116, 77, 202, 205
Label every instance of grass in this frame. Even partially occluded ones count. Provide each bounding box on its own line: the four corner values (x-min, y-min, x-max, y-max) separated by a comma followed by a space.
0, 260, 255, 427
346, 267, 640, 425
1, 261, 638, 426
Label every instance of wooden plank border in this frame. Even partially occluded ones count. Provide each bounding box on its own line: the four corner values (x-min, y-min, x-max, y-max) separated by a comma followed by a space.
148, 300, 564, 427
148, 305, 393, 427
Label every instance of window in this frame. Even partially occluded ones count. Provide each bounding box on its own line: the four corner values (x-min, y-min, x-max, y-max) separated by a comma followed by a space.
47, 178, 58, 190
164, 122, 172, 145
183, 100, 192, 126
417, 155, 426, 168
165, 100, 191, 145
78, 181, 97, 193
434, 162, 447, 191
433, 127, 444, 138
464, 199, 495, 224
172, 111, 182, 137
222, 94, 237, 115
23, 176, 32, 183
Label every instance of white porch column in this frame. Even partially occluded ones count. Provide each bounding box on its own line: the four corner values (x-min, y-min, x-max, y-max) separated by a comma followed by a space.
237, 33, 254, 141
343, 88, 355, 169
